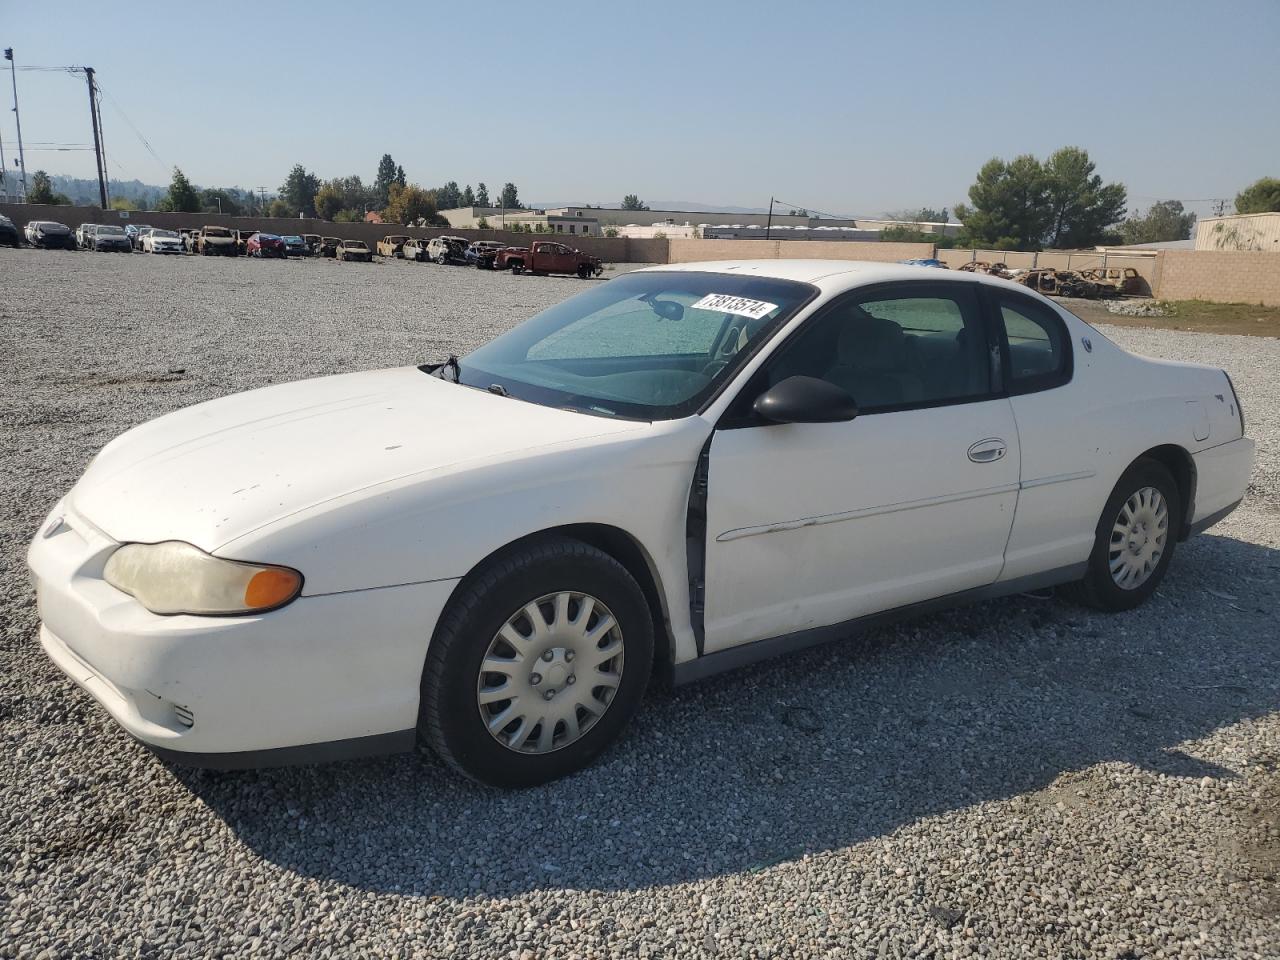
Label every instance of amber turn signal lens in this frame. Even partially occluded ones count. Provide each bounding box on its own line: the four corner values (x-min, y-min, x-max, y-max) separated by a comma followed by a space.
244, 568, 303, 610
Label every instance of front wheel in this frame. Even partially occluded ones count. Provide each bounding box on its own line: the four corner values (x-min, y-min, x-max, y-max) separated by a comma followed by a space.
419, 537, 654, 787
1062, 458, 1180, 611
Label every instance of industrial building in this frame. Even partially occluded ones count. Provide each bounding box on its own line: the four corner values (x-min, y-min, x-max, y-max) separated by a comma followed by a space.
1195, 212, 1280, 252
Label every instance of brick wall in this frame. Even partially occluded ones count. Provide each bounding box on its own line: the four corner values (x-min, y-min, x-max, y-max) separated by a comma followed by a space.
666, 238, 934, 264
1153, 250, 1280, 307
0, 203, 664, 263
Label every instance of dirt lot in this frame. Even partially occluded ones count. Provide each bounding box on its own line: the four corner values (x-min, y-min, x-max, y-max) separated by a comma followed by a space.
1, 249, 1278, 959
1061, 297, 1280, 338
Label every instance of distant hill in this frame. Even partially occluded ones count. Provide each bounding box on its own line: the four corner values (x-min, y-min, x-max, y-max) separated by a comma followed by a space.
44, 173, 259, 208
49, 175, 168, 206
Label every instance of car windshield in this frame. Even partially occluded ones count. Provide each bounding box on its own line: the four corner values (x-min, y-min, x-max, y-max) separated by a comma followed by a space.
153, 230, 178, 238
456, 270, 815, 420
98, 226, 125, 235
205, 227, 231, 237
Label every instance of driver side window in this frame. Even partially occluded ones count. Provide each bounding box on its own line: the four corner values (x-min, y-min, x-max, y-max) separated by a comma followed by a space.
751, 283, 991, 414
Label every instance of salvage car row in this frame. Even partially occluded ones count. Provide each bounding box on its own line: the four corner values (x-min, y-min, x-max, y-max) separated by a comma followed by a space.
7, 215, 605, 277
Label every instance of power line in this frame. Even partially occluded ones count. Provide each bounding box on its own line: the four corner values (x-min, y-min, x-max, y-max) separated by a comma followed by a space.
94, 80, 166, 173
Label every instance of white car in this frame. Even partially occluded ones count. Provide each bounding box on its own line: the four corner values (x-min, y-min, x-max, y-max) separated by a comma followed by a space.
141, 228, 184, 254
28, 260, 1254, 786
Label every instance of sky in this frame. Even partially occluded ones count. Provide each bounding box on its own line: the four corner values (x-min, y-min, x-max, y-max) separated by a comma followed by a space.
1, 0, 1277, 218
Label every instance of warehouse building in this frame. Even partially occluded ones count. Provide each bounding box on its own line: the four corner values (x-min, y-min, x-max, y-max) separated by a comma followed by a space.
1194, 212, 1280, 251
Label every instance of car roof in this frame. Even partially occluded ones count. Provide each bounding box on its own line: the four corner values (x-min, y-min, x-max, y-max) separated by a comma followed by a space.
631, 258, 1037, 296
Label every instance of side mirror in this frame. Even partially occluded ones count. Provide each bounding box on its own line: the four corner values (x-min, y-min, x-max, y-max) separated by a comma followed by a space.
753, 376, 858, 424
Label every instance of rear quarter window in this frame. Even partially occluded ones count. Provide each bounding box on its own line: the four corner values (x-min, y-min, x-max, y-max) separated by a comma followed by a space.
993, 292, 1072, 394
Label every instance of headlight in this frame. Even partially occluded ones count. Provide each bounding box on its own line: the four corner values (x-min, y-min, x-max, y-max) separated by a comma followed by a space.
103, 541, 303, 616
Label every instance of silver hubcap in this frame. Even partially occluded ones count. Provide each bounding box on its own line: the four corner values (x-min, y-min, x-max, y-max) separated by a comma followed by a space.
1109, 486, 1169, 590
477, 591, 624, 754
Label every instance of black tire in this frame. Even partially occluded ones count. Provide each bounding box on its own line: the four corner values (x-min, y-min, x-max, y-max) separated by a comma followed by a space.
419, 536, 654, 788
1061, 458, 1181, 611
577, 264, 590, 279
511, 263, 524, 275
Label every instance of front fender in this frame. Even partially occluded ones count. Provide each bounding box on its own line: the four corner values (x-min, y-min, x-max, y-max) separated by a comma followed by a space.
215, 418, 713, 658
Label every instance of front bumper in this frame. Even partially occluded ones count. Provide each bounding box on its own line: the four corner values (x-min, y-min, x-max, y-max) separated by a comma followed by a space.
28, 501, 459, 767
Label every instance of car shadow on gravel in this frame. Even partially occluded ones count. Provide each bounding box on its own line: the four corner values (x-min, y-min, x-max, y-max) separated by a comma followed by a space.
171, 531, 1280, 898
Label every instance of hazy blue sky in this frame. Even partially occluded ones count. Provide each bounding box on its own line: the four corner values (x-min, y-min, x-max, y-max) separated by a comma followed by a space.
1, 0, 1276, 217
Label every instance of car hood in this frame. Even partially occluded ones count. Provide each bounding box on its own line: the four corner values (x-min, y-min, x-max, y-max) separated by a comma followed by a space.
70, 367, 643, 550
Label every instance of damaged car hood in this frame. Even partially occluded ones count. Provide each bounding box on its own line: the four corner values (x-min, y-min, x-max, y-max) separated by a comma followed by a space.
70, 367, 642, 550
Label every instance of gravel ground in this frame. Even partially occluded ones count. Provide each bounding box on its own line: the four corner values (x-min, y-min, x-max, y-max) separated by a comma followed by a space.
2, 249, 1278, 959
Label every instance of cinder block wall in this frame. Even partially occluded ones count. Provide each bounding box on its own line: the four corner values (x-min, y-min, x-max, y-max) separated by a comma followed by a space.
666, 238, 934, 263
1153, 250, 1280, 306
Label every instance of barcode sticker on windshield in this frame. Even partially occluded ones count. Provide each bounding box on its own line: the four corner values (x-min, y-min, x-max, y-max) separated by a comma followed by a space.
690, 294, 778, 320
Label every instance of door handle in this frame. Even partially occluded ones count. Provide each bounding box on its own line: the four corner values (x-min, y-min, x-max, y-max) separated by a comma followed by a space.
967, 438, 1007, 463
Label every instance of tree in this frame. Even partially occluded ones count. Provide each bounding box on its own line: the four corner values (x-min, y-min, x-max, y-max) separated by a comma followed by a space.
28, 170, 69, 204
434, 181, 462, 210
1041, 147, 1126, 248
477, 216, 490, 229
1234, 177, 1280, 214
383, 182, 440, 225
475, 182, 490, 207
889, 207, 948, 223
315, 175, 373, 220
880, 225, 956, 248
278, 163, 320, 217
500, 182, 522, 209
268, 198, 293, 218
461, 184, 475, 207
109, 196, 138, 211
1119, 200, 1196, 245
373, 153, 398, 207
158, 167, 201, 213
604, 226, 619, 238
954, 154, 1050, 249
394, 164, 406, 188
622, 194, 649, 211
200, 188, 241, 216
314, 182, 343, 220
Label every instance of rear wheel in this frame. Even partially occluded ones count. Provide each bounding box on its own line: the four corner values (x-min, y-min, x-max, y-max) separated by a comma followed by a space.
419, 537, 653, 787
1062, 458, 1180, 611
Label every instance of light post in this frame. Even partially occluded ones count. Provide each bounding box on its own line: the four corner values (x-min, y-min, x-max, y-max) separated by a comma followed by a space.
4, 48, 28, 201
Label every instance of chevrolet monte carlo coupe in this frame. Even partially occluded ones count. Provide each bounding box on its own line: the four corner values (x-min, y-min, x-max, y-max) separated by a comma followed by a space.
29, 261, 1254, 787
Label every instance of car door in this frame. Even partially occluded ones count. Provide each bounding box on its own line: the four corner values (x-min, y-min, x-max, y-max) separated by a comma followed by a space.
983, 288, 1090, 581
701, 280, 1021, 653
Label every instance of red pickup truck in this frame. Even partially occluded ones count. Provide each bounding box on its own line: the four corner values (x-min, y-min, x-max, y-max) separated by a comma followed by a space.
494, 240, 603, 278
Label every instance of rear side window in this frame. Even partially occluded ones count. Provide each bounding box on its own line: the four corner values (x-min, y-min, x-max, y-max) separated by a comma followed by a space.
993, 293, 1072, 394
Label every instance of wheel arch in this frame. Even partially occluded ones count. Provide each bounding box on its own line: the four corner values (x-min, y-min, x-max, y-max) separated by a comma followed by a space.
439, 523, 676, 677
1134, 443, 1196, 539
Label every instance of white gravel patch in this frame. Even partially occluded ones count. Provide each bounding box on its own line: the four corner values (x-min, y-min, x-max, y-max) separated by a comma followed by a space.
2, 249, 1278, 959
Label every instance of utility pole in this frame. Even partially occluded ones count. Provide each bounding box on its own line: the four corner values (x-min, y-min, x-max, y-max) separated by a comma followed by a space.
765, 197, 774, 240
4, 48, 28, 202
1211, 198, 1228, 217
0, 107, 8, 201
84, 67, 108, 208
